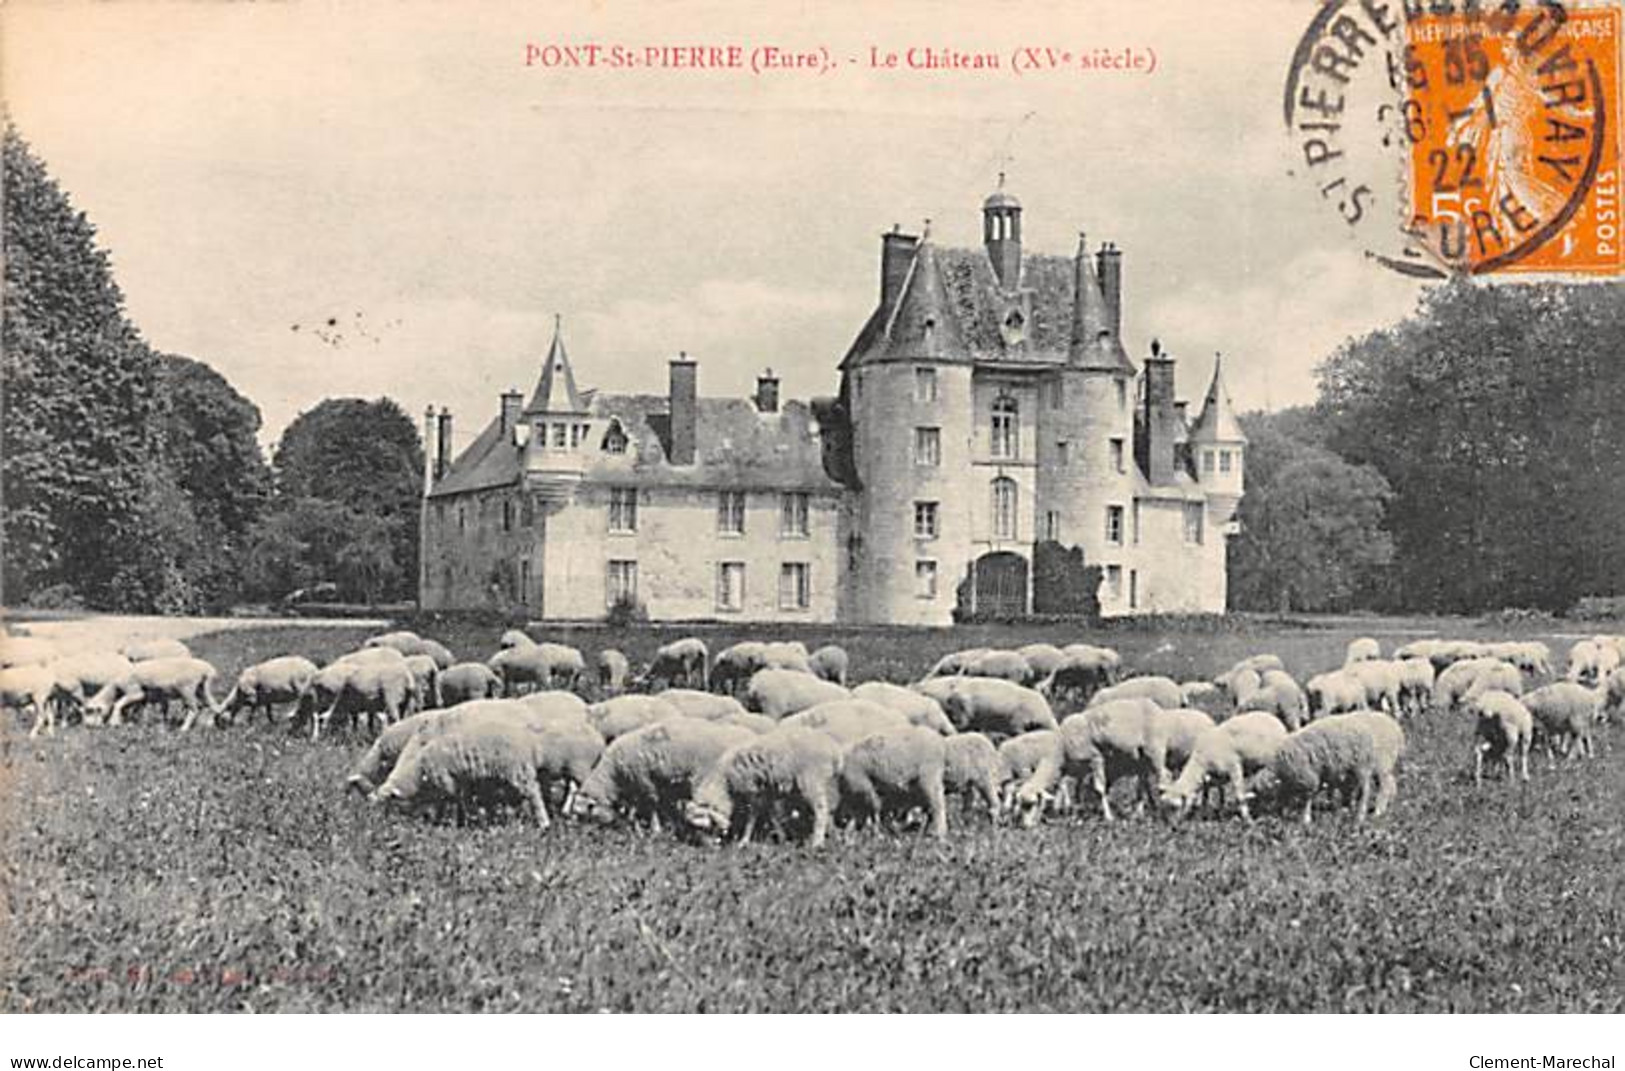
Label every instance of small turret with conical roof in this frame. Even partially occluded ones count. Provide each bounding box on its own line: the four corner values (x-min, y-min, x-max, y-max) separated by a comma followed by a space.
521, 315, 588, 500
1190, 352, 1245, 513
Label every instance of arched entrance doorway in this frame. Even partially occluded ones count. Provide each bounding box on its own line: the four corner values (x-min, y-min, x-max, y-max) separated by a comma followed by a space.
968, 551, 1028, 618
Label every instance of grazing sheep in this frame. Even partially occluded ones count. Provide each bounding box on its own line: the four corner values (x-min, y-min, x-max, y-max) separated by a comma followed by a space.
711, 642, 769, 695
963, 650, 1037, 686
1460, 660, 1524, 705
684, 727, 843, 847
1, 664, 59, 737
644, 637, 710, 691
587, 695, 683, 743
416, 640, 455, 671
1345, 637, 1381, 664
1233, 653, 1287, 675
1214, 667, 1263, 707
516, 689, 591, 725
122, 638, 192, 663
401, 654, 440, 712
1520, 682, 1600, 761
489, 642, 585, 695
1015, 698, 1181, 823
46, 653, 135, 722
596, 649, 631, 696
1268, 711, 1405, 824
1602, 667, 1625, 725
762, 641, 813, 674
373, 719, 553, 827
838, 725, 950, 839
217, 656, 318, 727
437, 662, 504, 706
364, 630, 421, 653
939, 678, 1058, 738
1568, 639, 1621, 686
720, 711, 779, 735
1485, 641, 1553, 677
744, 668, 849, 719
1306, 670, 1367, 718
314, 660, 414, 740
1395, 658, 1436, 718
1088, 676, 1182, 711
1248, 674, 1309, 729
780, 699, 910, 744
85, 657, 222, 731
808, 644, 850, 687
1345, 660, 1402, 716
1, 635, 58, 669
1047, 645, 1119, 706
1159, 712, 1289, 820
1016, 644, 1066, 687
850, 681, 956, 735
347, 708, 454, 794
570, 717, 754, 831
943, 732, 1004, 821
499, 629, 535, 651
997, 730, 1064, 814
658, 689, 748, 722
925, 647, 992, 679
1178, 680, 1225, 714
1468, 690, 1533, 785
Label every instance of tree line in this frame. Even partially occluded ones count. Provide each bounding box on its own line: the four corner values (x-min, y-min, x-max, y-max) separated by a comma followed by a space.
2, 129, 422, 611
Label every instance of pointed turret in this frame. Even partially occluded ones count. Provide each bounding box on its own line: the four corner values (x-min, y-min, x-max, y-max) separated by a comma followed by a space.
1190, 353, 1245, 512
1069, 235, 1136, 375
525, 314, 585, 415
1188, 353, 1247, 444
879, 228, 966, 362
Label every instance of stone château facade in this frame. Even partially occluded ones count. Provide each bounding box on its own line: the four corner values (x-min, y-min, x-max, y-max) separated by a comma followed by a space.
419, 182, 1245, 623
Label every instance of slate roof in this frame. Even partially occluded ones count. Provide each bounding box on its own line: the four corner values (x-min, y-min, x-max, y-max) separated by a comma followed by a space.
1187, 355, 1247, 444
524, 321, 584, 414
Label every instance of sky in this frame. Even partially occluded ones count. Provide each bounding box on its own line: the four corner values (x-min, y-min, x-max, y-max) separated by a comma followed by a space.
3, 0, 1428, 452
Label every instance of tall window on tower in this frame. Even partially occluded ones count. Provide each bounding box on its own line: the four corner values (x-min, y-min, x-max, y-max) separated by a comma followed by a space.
991, 477, 1018, 540
990, 395, 1019, 459
914, 367, 938, 403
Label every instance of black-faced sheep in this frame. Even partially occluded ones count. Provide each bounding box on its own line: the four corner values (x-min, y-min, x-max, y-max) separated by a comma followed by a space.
808, 644, 850, 687
1159, 711, 1288, 820
570, 716, 755, 831
684, 727, 843, 847
1468, 689, 1532, 785
1267, 711, 1405, 824
838, 724, 950, 839
744, 668, 849, 719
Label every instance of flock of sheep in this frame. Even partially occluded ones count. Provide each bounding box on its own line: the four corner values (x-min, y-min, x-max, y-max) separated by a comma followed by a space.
3, 623, 1622, 845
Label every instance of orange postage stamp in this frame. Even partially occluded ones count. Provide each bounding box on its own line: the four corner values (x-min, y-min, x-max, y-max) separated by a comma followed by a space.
1402, 3, 1622, 275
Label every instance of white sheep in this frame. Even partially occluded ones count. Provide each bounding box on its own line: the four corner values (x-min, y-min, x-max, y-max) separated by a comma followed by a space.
348, 697, 587, 795
744, 668, 849, 719
1230, 653, 1286, 675
1468, 689, 1533, 785
313, 659, 414, 740
1306, 670, 1367, 718
1395, 658, 1436, 718
1015, 698, 1205, 823
489, 642, 584, 694
1, 664, 59, 737
657, 688, 749, 722
808, 644, 850, 686
596, 648, 631, 696
837, 724, 950, 839
1177, 680, 1225, 715
1344, 637, 1381, 664
997, 730, 1063, 814
402, 654, 440, 712
684, 727, 843, 847
1602, 667, 1625, 725
1016, 643, 1067, 688
436, 662, 503, 706
761, 641, 813, 674
1460, 660, 1524, 706
122, 638, 192, 663
925, 647, 992, 679
1568, 638, 1622, 685
962, 649, 1037, 686
364, 630, 421, 652
849, 681, 956, 735
1159, 711, 1289, 819
347, 708, 455, 794
943, 732, 1004, 821
1214, 666, 1263, 707
1484, 641, 1552, 677
1087, 675, 1182, 711
720, 711, 779, 735
1248, 671, 1309, 729
939, 677, 1058, 738
711, 641, 769, 694
85, 657, 222, 731
516, 689, 591, 724
571, 716, 755, 831
586, 694, 682, 743
217, 655, 318, 727
1520, 682, 1599, 761
644, 637, 709, 691
0, 635, 58, 669
1046, 644, 1120, 705
46, 652, 135, 723
1268, 711, 1405, 823
499, 629, 535, 650
1345, 660, 1402, 716
373, 719, 553, 826
780, 699, 910, 744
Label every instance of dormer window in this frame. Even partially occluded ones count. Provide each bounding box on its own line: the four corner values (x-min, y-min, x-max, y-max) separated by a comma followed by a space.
601, 421, 628, 455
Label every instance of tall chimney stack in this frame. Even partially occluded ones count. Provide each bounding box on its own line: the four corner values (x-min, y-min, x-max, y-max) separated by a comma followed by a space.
754, 368, 781, 413
499, 389, 523, 437
423, 405, 438, 487
881, 225, 919, 310
435, 407, 453, 479
1136, 340, 1177, 486
668, 353, 697, 466
1097, 242, 1123, 339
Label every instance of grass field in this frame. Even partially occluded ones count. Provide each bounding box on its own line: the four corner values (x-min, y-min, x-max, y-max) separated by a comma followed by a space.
3, 616, 1622, 1012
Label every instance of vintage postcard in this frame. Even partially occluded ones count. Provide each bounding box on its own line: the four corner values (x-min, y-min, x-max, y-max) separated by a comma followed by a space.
1, 0, 1622, 1047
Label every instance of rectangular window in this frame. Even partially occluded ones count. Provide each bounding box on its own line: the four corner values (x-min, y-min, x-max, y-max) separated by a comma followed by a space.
1110, 438, 1126, 474
457, 506, 466, 531
1049, 379, 1064, 410
502, 499, 514, 532
1105, 564, 1123, 601
607, 560, 638, 607
521, 495, 536, 527
1184, 502, 1205, 545
519, 559, 531, 604
915, 560, 938, 599
914, 501, 939, 540
1116, 379, 1127, 410
990, 400, 1018, 459
552, 423, 568, 448
992, 479, 1018, 540
1219, 449, 1233, 474
717, 561, 745, 612
609, 487, 638, 533
1045, 510, 1061, 541
1203, 449, 1217, 474
1132, 500, 1142, 545
717, 490, 746, 535
914, 367, 938, 403
1129, 569, 1139, 609
779, 562, 810, 611
569, 423, 583, 449
1106, 505, 1124, 545
914, 427, 941, 466
780, 492, 809, 537
1056, 440, 1070, 467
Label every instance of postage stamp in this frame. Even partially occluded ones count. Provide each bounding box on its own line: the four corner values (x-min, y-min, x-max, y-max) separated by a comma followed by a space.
1286, 0, 1623, 278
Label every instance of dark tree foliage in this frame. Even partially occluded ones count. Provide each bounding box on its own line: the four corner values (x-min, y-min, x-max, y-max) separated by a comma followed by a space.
2, 127, 166, 606
1316, 280, 1625, 613
1032, 540, 1102, 619
251, 398, 424, 603
1227, 410, 1395, 613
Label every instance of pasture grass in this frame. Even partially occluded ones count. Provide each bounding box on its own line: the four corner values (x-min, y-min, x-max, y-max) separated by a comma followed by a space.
2, 618, 1622, 1012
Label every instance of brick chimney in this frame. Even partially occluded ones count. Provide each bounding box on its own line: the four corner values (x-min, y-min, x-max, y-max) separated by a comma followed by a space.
435, 407, 453, 479
668, 353, 697, 466
499, 389, 523, 437
1136, 340, 1177, 486
754, 368, 780, 413
881, 225, 919, 309
1097, 242, 1123, 339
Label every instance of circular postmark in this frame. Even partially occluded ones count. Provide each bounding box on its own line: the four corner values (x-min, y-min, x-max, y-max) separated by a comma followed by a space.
1285, 0, 1622, 278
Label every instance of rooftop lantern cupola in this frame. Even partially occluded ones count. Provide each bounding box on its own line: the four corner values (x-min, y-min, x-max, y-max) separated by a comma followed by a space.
983, 172, 1022, 290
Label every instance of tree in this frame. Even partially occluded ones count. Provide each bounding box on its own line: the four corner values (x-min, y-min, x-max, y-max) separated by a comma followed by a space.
1228, 411, 1395, 613
2, 127, 166, 606
1317, 280, 1625, 612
